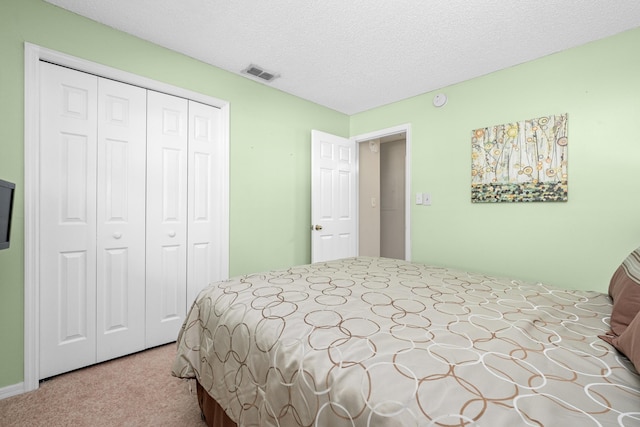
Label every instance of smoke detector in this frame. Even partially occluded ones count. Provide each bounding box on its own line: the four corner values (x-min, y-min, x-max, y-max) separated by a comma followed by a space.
242, 64, 280, 82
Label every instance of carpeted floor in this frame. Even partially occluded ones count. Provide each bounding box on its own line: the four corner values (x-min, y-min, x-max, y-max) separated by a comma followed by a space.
0, 343, 205, 426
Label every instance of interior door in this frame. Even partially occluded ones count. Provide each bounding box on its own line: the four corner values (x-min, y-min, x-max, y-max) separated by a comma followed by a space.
310, 130, 357, 263
145, 91, 188, 347
186, 100, 224, 306
39, 62, 98, 379
96, 77, 147, 362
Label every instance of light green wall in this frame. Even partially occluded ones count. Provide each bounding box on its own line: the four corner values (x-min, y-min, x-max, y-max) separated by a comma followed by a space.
0, 0, 348, 389
351, 27, 640, 293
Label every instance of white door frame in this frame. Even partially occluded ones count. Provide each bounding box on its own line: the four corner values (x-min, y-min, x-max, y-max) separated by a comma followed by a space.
23, 43, 230, 392
352, 124, 412, 261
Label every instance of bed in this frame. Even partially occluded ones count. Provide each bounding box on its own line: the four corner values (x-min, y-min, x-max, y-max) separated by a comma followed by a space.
172, 256, 640, 426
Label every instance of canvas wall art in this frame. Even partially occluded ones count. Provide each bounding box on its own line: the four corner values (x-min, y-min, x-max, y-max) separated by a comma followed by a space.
471, 113, 568, 203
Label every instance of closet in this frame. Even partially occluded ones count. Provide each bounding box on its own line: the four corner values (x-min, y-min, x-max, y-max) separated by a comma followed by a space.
38, 62, 222, 379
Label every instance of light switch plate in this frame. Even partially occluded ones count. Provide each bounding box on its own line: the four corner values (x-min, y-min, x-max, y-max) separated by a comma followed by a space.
415, 193, 423, 205
422, 193, 431, 206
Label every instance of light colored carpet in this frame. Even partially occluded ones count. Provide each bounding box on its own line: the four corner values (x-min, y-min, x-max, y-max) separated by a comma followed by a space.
0, 343, 205, 427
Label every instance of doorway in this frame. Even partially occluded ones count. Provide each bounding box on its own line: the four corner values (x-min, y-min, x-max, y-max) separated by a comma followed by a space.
355, 125, 410, 260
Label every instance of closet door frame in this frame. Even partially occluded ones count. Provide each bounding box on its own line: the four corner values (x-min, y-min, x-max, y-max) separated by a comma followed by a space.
23, 43, 230, 392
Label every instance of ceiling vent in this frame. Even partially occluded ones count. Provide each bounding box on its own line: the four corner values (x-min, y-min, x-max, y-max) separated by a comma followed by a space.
242, 64, 279, 82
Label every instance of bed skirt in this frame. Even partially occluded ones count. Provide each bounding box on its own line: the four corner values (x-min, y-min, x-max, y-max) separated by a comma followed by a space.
196, 380, 237, 427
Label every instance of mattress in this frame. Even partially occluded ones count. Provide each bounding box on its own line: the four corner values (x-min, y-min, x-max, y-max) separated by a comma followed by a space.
172, 257, 640, 426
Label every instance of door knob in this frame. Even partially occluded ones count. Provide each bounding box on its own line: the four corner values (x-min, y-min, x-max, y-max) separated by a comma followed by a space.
113, 232, 122, 239
168, 230, 176, 237
314, 225, 323, 231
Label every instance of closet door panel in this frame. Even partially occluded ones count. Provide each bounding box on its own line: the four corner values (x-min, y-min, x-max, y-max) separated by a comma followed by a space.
39, 62, 98, 379
146, 91, 188, 347
96, 78, 147, 362
187, 101, 224, 305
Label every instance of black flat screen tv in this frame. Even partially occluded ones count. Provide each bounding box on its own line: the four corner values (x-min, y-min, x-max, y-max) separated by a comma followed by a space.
0, 179, 15, 250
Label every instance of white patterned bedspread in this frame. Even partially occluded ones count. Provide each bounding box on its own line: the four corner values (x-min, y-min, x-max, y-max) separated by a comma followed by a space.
172, 257, 640, 426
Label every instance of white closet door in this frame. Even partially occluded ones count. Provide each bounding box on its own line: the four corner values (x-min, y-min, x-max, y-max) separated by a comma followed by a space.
96, 78, 147, 361
187, 101, 223, 306
145, 91, 188, 347
39, 62, 98, 379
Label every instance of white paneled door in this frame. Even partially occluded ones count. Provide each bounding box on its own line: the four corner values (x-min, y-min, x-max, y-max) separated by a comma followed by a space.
39, 63, 99, 379
310, 130, 357, 263
145, 91, 188, 348
187, 101, 224, 306
40, 64, 150, 378
96, 78, 147, 362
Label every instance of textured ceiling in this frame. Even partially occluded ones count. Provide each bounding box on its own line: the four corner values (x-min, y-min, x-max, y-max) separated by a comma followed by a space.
44, 0, 640, 114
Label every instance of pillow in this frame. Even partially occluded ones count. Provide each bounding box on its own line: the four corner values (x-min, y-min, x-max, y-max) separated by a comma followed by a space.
607, 248, 640, 336
604, 310, 640, 372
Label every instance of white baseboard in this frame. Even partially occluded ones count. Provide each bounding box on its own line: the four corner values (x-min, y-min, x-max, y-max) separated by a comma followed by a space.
0, 382, 25, 400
